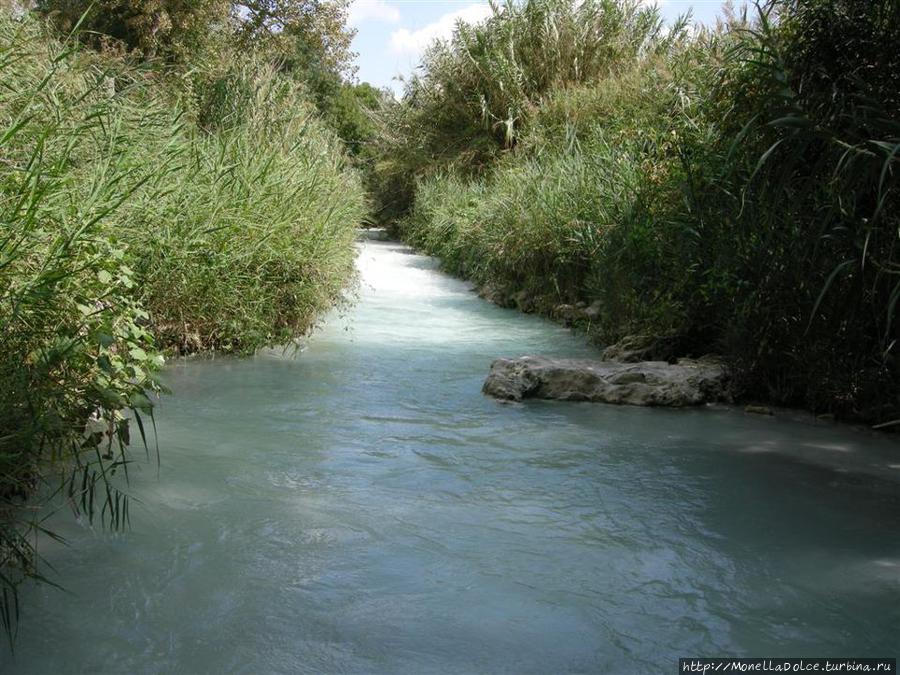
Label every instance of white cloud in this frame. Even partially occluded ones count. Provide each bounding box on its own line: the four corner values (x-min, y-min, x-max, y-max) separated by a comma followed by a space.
349, 0, 401, 26
389, 4, 493, 56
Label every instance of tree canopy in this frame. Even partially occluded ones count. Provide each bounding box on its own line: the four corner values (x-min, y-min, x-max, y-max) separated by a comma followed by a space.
35, 0, 356, 76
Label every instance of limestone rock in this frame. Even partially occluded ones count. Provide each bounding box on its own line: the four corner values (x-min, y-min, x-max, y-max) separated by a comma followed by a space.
478, 283, 514, 308
483, 355, 727, 406
511, 290, 536, 313
552, 304, 579, 325
601, 334, 674, 363
583, 300, 602, 321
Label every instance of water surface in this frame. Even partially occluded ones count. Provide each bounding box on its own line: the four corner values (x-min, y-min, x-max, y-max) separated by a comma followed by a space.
5, 240, 900, 674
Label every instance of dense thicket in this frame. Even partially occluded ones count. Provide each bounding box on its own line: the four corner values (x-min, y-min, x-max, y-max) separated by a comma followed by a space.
374, 0, 899, 424
35, 0, 356, 71
34, 0, 389, 148
0, 6, 365, 639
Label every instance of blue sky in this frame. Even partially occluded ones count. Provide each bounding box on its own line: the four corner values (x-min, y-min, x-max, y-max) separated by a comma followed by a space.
348, 1, 730, 96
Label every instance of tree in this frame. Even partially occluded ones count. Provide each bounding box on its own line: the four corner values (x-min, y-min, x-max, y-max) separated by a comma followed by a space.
35, 0, 356, 77
233, 0, 356, 78
35, 0, 231, 61
322, 81, 385, 156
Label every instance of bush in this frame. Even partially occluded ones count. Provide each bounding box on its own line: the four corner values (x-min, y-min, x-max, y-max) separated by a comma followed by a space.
0, 12, 163, 640
694, 0, 900, 417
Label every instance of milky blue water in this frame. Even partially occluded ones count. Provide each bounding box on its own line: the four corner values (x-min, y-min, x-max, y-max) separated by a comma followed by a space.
4, 239, 899, 674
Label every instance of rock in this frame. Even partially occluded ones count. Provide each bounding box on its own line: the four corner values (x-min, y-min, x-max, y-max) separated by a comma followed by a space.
583, 300, 602, 321
744, 405, 774, 416
511, 290, 535, 313
478, 283, 513, 308
552, 304, 578, 325
483, 355, 727, 406
602, 334, 674, 363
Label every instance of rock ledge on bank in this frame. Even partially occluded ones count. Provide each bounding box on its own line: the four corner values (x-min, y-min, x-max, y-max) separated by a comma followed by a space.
482, 355, 727, 406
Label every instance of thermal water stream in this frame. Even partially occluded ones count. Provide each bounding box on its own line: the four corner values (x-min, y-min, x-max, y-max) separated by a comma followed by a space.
4, 238, 899, 674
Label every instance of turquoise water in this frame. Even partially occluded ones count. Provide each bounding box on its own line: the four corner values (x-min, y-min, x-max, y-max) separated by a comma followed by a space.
4, 239, 899, 674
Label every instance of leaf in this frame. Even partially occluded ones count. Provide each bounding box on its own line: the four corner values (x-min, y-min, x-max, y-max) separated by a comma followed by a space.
769, 115, 813, 129
807, 259, 857, 331
750, 138, 785, 183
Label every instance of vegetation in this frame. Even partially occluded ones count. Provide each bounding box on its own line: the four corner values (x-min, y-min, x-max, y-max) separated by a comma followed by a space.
373, 0, 899, 426
34, 0, 384, 145
35, 0, 357, 71
0, 3, 365, 641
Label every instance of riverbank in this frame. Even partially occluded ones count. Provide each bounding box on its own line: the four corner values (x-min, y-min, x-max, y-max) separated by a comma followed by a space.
373, 0, 899, 427
391, 226, 898, 434
0, 9, 366, 638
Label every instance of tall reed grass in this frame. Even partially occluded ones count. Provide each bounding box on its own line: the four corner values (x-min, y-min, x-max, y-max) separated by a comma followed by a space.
370, 0, 679, 221
120, 62, 366, 353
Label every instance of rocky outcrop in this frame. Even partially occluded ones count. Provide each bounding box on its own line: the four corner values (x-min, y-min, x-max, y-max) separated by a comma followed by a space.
478, 283, 515, 308
482, 355, 728, 406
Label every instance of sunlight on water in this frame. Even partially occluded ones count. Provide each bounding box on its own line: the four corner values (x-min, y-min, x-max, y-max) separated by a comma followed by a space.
4, 240, 899, 674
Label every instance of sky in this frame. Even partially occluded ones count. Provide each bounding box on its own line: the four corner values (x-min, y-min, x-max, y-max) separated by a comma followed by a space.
348, 0, 730, 97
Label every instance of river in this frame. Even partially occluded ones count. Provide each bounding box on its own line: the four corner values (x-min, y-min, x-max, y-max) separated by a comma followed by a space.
3, 238, 899, 673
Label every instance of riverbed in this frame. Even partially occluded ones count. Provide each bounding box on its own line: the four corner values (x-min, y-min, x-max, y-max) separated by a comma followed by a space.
3, 239, 899, 674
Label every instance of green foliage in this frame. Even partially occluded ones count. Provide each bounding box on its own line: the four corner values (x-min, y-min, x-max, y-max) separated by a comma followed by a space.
0, 12, 163, 642
370, 0, 682, 221
35, 0, 358, 90
35, 0, 230, 61
123, 61, 366, 353
321, 81, 384, 157
233, 0, 356, 78
389, 0, 899, 423
401, 54, 695, 338
698, 0, 900, 417
35, 0, 371, 203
